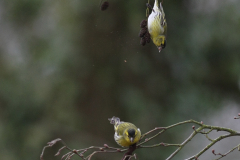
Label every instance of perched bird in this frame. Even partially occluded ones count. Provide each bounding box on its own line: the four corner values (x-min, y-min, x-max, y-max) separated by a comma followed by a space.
108, 116, 141, 147
147, 0, 167, 52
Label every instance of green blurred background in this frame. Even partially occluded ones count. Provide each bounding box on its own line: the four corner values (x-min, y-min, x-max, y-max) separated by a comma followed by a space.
0, 0, 240, 159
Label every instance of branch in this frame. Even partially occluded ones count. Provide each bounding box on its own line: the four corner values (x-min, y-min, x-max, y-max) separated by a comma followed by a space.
138, 119, 240, 160
40, 119, 240, 160
213, 144, 240, 160
140, 142, 181, 148
121, 143, 137, 160
40, 139, 127, 160
234, 113, 240, 119
186, 133, 239, 160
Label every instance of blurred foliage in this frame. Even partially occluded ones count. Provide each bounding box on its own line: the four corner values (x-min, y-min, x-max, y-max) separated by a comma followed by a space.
0, 0, 240, 160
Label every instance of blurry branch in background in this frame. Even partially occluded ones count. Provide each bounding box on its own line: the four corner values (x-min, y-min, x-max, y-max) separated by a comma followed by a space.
40, 115, 240, 160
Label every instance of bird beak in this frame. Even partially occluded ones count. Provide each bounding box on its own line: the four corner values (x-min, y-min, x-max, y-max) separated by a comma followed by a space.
130, 137, 134, 143
158, 46, 162, 53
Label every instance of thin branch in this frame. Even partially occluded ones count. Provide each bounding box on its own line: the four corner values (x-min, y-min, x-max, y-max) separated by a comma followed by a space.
166, 126, 204, 160
213, 144, 240, 160
186, 134, 240, 160
234, 113, 240, 119
139, 120, 203, 146
122, 153, 137, 160
140, 142, 181, 148
41, 119, 240, 160
139, 120, 240, 160
205, 133, 214, 142
40, 139, 127, 160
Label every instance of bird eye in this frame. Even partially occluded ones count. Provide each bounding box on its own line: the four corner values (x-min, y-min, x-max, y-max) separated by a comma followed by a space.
162, 39, 167, 49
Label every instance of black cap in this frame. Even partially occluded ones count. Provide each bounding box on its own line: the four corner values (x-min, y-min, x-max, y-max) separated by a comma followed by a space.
128, 129, 135, 137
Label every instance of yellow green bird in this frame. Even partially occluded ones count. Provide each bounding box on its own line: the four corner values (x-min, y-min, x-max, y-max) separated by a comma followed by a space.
108, 116, 141, 147
148, 0, 167, 52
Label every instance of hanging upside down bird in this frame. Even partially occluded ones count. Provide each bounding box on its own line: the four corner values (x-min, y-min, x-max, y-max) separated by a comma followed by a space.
147, 0, 167, 52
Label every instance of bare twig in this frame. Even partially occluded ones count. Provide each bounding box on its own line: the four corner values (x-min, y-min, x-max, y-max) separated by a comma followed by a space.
186, 134, 240, 160
166, 126, 203, 160
138, 119, 240, 160
234, 113, 240, 119
140, 142, 181, 148
212, 144, 240, 160
40, 138, 76, 160
40, 119, 240, 160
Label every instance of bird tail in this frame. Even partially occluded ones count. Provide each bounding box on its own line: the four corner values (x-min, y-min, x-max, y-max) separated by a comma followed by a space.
108, 116, 121, 126
153, 0, 164, 12
153, 0, 160, 11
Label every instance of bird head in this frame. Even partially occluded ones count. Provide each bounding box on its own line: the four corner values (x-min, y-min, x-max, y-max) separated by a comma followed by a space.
125, 128, 137, 143
152, 35, 167, 53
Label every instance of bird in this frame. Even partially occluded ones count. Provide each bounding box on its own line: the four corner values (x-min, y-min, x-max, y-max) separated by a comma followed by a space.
108, 116, 141, 147
147, 0, 167, 52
